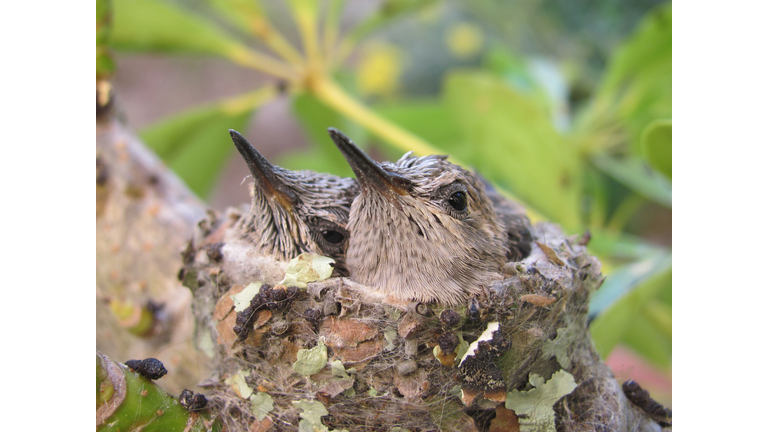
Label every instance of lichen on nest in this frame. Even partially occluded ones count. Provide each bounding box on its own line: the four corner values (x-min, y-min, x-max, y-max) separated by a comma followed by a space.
182, 211, 664, 432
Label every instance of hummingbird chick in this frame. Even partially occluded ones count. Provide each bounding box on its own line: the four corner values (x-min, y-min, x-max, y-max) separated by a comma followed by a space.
484, 187, 533, 262
328, 128, 507, 305
227, 130, 359, 275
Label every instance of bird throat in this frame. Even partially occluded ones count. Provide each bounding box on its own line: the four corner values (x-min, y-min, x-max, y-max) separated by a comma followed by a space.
346, 191, 494, 305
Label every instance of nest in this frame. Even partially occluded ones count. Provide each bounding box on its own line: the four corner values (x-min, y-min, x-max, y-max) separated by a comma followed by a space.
181, 210, 666, 432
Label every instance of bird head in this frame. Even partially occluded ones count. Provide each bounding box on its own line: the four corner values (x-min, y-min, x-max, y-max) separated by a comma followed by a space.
229, 130, 358, 273
328, 128, 505, 305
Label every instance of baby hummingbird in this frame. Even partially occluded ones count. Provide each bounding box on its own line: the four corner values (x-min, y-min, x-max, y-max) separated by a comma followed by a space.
484, 186, 533, 262
328, 128, 507, 305
227, 130, 359, 274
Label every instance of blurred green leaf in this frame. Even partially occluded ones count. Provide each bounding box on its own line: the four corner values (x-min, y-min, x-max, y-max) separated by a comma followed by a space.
591, 154, 671, 207
485, 46, 538, 94
96, 0, 114, 79
141, 103, 255, 198
641, 119, 672, 180
205, 0, 265, 36
587, 229, 664, 262
375, 100, 462, 153
589, 249, 670, 318
345, 0, 439, 45
443, 71, 582, 230
590, 255, 671, 358
657, 276, 672, 307
96, 0, 111, 43
111, 0, 246, 57
621, 307, 672, 369
642, 299, 672, 339
578, 3, 671, 155
484, 46, 563, 127
583, 168, 609, 229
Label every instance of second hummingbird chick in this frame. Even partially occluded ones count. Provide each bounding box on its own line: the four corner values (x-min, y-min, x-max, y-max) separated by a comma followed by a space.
328, 128, 507, 305
227, 130, 359, 275
484, 187, 533, 262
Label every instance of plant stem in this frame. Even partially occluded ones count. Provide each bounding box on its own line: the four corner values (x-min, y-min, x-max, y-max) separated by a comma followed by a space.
322, 0, 346, 60
312, 75, 441, 157
288, 0, 322, 70
227, 45, 299, 81
219, 86, 279, 115
250, 18, 306, 68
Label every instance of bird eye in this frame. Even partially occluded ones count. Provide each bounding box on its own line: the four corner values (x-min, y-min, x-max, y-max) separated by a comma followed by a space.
448, 191, 467, 211
322, 230, 345, 244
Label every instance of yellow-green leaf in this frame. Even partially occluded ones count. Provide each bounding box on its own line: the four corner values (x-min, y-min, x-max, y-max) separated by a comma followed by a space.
641, 119, 672, 181
443, 71, 582, 229
111, 0, 246, 57
140, 96, 263, 198
578, 3, 671, 155
590, 254, 671, 358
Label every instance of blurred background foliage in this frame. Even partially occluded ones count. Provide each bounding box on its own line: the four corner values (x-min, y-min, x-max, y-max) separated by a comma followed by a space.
98, 0, 671, 401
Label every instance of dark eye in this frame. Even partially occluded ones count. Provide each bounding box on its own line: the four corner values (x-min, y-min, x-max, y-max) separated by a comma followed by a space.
447, 191, 467, 211
322, 230, 345, 244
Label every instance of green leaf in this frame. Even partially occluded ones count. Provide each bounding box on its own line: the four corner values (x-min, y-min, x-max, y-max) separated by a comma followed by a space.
641, 119, 672, 180
505, 371, 578, 432
578, 3, 671, 155
140, 102, 254, 198
586, 228, 663, 262
621, 307, 672, 369
589, 255, 671, 358
111, 0, 245, 57
591, 154, 671, 207
484, 46, 563, 126
443, 71, 582, 229
205, 0, 265, 36
96, 0, 114, 79
374, 99, 462, 155
292, 339, 328, 376
643, 298, 672, 339
344, 0, 439, 45
589, 250, 670, 319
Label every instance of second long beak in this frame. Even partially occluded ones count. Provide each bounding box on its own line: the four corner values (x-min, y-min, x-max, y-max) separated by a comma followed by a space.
229, 129, 298, 210
327, 128, 411, 198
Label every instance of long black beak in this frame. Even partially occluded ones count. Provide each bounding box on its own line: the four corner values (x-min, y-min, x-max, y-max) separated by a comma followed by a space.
229, 129, 298, 209
327, 128, 411, 198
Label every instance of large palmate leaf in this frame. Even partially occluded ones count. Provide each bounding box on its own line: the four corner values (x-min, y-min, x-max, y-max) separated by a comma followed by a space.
443, 71, 582, 229
141, 89, 276, 197
111, 0, 247, 58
